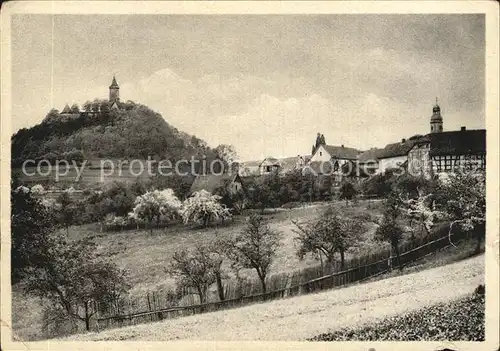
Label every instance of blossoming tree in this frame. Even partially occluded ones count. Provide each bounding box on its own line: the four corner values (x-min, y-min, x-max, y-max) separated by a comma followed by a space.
129, 188, 182, 233
180, 190, 231, 228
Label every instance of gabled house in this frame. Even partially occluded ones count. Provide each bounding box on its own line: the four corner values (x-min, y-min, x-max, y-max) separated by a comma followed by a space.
357, 148, 384, 177
309, 144, 360, 164
259, 157, 281, 175
408, 128, 486, 176
306, 144, 360, 178
238, 160, 261, 177
189, 173, 245, 196
376, 138, 421, 174
258, 155, 311, 176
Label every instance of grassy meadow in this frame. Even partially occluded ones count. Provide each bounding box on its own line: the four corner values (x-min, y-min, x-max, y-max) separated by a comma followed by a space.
66, 199, 385, 297
12, 199, 387, 340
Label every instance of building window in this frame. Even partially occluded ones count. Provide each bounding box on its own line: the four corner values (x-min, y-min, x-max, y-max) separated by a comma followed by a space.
319, 151, 322, 156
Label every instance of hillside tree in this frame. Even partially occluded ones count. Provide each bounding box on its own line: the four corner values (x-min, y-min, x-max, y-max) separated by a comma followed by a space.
224, 214, 282, 293
70, 103, 80, 114
436, 169, 486, 253
338, 181, 357, 205
375, 215, 404, 271
168, 243, 227, 303
129, 189, 182, 233
180, 190, 231, 228
56, 192, 77, 234
23, 237, 129, 331
214, 144, 238, 171
292, 206, 366, 271
11, 186, 57, 283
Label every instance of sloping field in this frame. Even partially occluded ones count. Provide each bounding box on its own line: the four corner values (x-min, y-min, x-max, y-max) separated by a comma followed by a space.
65, 254, 484, 341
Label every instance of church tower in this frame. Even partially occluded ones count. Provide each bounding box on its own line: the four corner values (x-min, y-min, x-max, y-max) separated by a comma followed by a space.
109, 75, 120, 103
430, 98, 443, 133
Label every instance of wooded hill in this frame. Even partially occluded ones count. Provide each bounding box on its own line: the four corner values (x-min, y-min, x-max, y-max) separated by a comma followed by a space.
11, 101, 217, 167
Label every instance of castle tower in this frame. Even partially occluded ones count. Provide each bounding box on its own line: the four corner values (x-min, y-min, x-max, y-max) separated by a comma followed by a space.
430, 97, 443, 133
109, 75, 120, 103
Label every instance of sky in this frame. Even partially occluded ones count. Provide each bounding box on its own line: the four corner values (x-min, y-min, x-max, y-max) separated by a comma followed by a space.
11, 14, 485, 161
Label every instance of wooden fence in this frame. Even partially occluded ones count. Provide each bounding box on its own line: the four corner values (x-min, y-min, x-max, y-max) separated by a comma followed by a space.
93, 223, 469, 332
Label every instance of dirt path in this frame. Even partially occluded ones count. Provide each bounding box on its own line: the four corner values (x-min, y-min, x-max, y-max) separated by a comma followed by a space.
67, 255, 484, 341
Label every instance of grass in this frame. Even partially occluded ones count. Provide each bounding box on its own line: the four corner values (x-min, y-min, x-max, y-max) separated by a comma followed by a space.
13, 199, 481, 341
65, 200, 384, 297
12, 200, 384, 340
62, 254, 485, 341
310, 291, 485, 341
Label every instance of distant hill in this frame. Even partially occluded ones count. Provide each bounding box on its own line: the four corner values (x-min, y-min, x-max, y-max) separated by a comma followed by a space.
11, 100, 216, 167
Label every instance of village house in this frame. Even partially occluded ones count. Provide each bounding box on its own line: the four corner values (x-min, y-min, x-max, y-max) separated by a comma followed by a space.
238, 161, 261, 177
189, 173, 245, 196
305, 144, 360, 183
258, 155, 310, 176
376, 100, 444, 175
408, 127, 486, 177
357, 148, 383, 177
376, 138, 421, 174
377, 100, 486, 177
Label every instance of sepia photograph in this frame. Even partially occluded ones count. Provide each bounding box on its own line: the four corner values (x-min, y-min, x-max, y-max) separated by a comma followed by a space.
1, 1, 499, 350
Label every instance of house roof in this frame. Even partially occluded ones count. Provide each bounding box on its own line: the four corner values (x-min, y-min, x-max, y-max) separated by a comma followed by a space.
260, 157, 280, 166
189, 174, 241, 194
260, 155, 311, 173
322, 145, 360, 160
377, 139, 420, 159
357, 148, 383, 163
240, 160, 261, 168
429, 129, 486, 156
109, 76, 119, 89
278, 156, 302, 172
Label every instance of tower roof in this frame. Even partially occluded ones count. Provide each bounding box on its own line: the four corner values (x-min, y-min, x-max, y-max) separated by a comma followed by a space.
109, 75, 119, 89
431, 97, 442, 121
61, 104, 71, 114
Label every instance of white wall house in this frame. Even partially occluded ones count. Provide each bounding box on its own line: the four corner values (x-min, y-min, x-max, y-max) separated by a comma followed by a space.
376, 139, 417, 174
306, 144, 360, 182
377, 156, 408, 174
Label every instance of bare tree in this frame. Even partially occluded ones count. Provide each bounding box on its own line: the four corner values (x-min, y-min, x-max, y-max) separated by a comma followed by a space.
168, 245, 225, 304
225, 214, 281, 293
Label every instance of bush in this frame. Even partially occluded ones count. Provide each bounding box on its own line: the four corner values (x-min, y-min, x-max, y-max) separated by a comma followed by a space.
102, 214, 138, 232
310, 292, 485, 341
30, 184, 45, 195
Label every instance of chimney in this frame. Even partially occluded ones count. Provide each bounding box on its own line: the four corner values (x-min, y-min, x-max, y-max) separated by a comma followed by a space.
461, 126, 466, 131
401, 138, 406, 143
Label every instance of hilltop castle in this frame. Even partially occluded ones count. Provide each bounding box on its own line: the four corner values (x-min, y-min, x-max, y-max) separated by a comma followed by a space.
59, 76, 121, 115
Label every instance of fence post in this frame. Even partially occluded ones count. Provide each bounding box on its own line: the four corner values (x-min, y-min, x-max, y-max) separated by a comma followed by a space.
94, 300, 100, 333
147, 292, 153, 322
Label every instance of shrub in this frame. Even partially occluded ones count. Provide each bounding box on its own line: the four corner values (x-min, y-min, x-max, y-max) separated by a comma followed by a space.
310, 292, 485, 341
103, 214, 130, 231
30, 184, 45, 195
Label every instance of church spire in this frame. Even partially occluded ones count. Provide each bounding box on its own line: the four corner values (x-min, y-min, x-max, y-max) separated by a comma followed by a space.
430, 97, 443, 133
